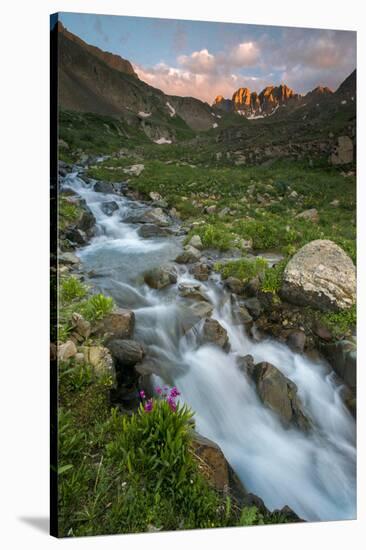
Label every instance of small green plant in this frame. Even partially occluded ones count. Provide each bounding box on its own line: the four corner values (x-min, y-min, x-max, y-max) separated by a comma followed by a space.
191, 223, 234, 251
60, 276, 87, 303
216, 257, 267, 282
80, 294, 114, 322
261, 259, 287, 294
238, 506, 264, 526
319, 305, 356, 337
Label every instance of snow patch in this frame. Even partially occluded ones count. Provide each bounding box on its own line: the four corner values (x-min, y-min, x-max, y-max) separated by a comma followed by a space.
216, 114, 222, 119
138, 111, 151, 118
341, 100, 347, 105
212, 123, 218, 129
154, 137, 172, 145
166, 102, 176, 117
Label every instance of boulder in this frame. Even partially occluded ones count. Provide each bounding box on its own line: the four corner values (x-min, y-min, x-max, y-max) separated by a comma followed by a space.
244, 297, 262, 319
179, 282, 210, 302
237, 354, 255, 375
281, 240, 356, 311
59, 252, 80, 265
138, 224, 172, 238
125, 208, 171, 227
330, 136, 354, 165
320, 339, 356, 390
97, 308, 135, 340
82, 345, 116, 382
295, 208, 319, 223
188, 234, 203, 250
191, 433, 231, 492
224, 277, 245, 295
94, 181, 115, 194
107, 339, 145, 367
101, 201, 119, 216
205, 205, 217, 214
190, 262, 209, 281
58, 340, 77, 362
70, 312, 91, 341
231, 304, 253, 327
77, 208, 96, 235
123, 164, 144, 176
144, 265, 177, 289
250, 362, 310, 430
149, 191, 162, 202
286, 330, 306, 353
218, 207, 230, 218
64, 226, 88, 246
175, 245, 202, 264
201, 318, 229, 350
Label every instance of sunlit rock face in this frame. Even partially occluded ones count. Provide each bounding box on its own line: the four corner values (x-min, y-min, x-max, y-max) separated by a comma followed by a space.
214, 83, 300, 117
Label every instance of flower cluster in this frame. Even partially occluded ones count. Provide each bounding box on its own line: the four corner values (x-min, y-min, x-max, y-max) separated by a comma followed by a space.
139, 386, 181, 413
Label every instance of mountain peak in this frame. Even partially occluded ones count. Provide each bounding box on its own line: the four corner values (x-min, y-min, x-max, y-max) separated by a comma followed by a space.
215, 83, 298, 118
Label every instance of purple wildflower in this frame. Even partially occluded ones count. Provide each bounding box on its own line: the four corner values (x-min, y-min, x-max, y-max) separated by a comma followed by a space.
169, 387, 180, 398
144, 399, 154, 412
167, 396, 177, 412
155, 386, 162, 395
139, 390, 146, 399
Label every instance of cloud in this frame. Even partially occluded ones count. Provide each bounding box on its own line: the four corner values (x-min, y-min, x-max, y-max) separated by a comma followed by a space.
227, 41, 260, 66
134, 29, 356, 102
134, 62, 269, 103
178, 49, 217, 74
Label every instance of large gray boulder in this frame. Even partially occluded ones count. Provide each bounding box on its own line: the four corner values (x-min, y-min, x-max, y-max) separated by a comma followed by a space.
320, 338, 356, 390
96, 308, 135, 340
144, 265, 177, 289
175, 245, 202, 264
107, 339, 145, 367
330, 136, 354, 165
250, 362, 310, 431
138, 224, 172, 238
281, 240, 356, 311
201, 318, 229, 350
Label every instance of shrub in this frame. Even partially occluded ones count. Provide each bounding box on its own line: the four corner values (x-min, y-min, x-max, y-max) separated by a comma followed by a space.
216, 257, 267, 282
319, 305, 356, 337
80, 293, 114, 322
261, 260, 287, 294
60, 276, 87, 303
191, 223, 234, 251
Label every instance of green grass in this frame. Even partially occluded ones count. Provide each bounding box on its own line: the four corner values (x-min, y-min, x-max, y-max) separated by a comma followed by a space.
261, 260, 288, 294
59, 197, 83, 232
318, 305, 356, 338
216, 257, 268, 282
188, 223, 235, 251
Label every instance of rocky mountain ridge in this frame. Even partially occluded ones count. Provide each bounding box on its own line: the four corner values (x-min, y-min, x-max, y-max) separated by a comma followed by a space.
213, 83, 336, 118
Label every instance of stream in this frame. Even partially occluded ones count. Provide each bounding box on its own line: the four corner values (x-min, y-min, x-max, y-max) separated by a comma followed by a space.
62, 168, 356, 522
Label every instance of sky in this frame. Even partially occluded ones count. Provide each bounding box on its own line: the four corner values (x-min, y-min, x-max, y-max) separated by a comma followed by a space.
58, 12, 356, 104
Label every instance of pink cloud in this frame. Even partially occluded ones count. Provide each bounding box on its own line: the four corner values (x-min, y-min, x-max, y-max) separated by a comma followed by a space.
228, 41, 260, 66
134, 62, 269, 103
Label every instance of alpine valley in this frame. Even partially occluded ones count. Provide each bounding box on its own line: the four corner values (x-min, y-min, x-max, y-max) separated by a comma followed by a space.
53, 18, 357, 538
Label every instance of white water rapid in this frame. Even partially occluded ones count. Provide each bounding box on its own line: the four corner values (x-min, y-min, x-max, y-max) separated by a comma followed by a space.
62, 170, 356, 522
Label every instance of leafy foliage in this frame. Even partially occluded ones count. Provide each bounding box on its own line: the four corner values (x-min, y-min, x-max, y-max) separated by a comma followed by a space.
80, 294, 114, 322
216, 257, 268, 283
319, 305, 356, 337
261, 260, 287, 294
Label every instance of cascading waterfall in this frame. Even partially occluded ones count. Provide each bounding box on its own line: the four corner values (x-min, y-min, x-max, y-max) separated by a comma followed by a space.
62, 170, 356, 522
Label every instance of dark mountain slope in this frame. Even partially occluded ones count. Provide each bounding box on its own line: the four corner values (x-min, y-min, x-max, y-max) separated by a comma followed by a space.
57, 22, 218, 135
